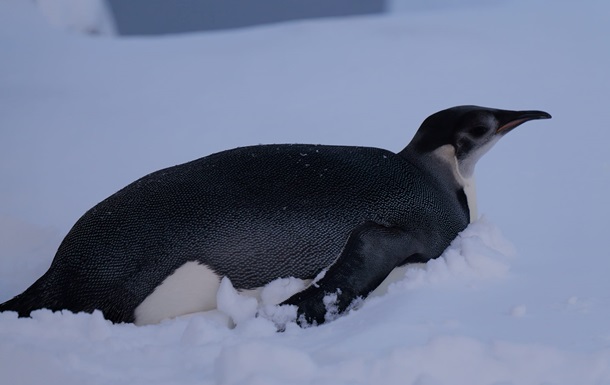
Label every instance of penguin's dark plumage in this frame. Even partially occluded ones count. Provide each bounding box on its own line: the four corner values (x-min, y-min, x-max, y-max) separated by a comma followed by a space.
0, 106, 551, 326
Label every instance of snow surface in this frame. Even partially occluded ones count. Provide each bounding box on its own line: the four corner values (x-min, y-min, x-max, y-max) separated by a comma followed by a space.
1, 0, 610, 384
36, 0, 115, 35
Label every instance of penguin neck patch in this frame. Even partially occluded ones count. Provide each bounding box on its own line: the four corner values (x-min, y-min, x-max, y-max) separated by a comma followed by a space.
431, 144, 478, 222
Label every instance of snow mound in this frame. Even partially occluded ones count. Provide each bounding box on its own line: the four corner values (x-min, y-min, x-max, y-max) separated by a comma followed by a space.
389, 216, 514, 293
259, 277, 309, 305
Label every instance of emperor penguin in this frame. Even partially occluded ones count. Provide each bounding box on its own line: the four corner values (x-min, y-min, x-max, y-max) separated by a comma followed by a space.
0, 106, 551, 326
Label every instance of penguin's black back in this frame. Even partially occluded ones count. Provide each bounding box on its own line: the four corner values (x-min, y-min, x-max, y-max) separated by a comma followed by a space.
2, 144, 469, 322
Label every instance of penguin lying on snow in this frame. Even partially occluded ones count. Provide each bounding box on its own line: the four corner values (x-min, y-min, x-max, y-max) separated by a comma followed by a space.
0, 106, 551, 326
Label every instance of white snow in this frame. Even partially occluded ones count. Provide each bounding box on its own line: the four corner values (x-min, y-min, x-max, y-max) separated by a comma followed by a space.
37, 0, 116, 35
259, 277, 309, 306
1, 0, 610, 384
217, 277, 259, 326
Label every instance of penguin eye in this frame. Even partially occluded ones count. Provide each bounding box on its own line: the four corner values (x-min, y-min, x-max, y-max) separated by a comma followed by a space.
468, 125, 488, 138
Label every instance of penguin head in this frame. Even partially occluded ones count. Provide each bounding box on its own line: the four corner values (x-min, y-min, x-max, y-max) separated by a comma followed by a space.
403, 105, 552, 179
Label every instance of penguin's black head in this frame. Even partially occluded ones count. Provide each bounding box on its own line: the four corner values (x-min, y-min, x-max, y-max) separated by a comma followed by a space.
403, 105, 552, 178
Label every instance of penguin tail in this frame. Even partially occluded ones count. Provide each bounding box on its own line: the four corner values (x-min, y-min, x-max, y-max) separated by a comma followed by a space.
0, 271, 63, 318
0, 294, 32, 317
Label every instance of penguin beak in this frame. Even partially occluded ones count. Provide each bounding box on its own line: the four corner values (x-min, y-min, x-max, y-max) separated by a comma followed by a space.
496, 110, 552, 134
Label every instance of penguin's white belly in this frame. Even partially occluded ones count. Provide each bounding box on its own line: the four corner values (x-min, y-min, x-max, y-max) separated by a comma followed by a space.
133, 261, 309, 325
134, 261, 222, 325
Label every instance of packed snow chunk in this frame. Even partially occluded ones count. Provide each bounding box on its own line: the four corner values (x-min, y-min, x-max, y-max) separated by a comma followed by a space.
390, 217, 514, 292
215, 342, 317, 385
323, 290, 340, 323
258, 303, 298, 331
216, 277, 258, 327
510, 305, 527, 318
250, 277, 308, 330
259, 277, 309, 305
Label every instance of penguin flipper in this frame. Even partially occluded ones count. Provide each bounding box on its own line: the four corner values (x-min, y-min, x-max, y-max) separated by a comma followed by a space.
282, 221, 424, 326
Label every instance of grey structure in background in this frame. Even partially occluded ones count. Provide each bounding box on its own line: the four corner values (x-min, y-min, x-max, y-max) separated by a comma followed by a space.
106, 0, 386, 36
